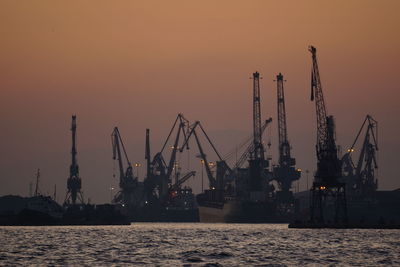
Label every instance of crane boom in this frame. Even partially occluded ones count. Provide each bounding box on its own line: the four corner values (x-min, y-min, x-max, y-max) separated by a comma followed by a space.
166, 116, 185, 182
171, 171, 196, 190
193, 126, 217, 188
236, 118, 272, 168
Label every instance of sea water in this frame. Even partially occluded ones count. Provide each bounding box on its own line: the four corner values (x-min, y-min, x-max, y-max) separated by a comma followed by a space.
0, 223, 399, 266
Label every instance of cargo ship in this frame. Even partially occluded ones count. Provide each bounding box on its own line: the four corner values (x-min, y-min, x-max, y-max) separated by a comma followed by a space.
187, 72, 300, 223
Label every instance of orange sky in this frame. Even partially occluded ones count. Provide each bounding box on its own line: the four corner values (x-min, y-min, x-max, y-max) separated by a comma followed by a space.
1, 1, 399, 203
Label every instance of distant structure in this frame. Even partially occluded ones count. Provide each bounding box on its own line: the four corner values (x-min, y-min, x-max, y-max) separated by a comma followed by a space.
34, 168, 41, 197
64, 115, 84, 205
308, 46, 347, 224
272, 73, 301, 211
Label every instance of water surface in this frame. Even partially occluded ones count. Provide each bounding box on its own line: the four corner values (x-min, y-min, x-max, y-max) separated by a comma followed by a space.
0, 223, 398, 266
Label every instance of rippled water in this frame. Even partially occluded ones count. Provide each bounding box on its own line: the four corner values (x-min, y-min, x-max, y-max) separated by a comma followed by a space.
0, 223, 399, 266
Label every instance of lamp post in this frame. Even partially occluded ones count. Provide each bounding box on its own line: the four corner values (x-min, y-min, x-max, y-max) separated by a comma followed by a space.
306, 169, 309, 190
134, 163, 141, 179
109, 186, 114, 203
200, 160, 204, 193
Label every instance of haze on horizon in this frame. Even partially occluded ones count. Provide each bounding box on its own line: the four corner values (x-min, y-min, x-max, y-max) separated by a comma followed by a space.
1, 1, 399, 203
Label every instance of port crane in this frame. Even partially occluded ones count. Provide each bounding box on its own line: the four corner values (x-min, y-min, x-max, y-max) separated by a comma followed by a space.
272, 73, 301, 204
180, 120, 229, 190
111, 127, 143, 206
309, 46, 347, 224
248, 72, 270, 191
64, 115, 84, 205
145, 114, 196, 202
342, 115, 378, 197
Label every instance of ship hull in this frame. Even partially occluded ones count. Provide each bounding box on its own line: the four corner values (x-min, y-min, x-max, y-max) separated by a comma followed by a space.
198, 199, 291, 223
128, 205, 199, 222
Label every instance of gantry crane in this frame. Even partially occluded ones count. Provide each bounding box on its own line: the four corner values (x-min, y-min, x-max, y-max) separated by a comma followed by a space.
64, 115, 84, 205
342, 115, 378, 198
309, 46, 347, 224
272, 73, 301, 203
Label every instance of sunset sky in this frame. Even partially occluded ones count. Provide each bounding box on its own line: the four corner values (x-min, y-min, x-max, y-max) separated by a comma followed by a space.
1, 1, 399, 203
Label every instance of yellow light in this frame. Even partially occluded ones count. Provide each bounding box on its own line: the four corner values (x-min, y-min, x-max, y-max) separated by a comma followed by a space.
297, 168, 302, 172
320, 186, 326, 190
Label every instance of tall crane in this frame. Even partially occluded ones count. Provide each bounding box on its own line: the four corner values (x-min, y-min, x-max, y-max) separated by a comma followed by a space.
65, 115, 84, 205
252, 72, 265, 162
342, 115, 378, 197
248, 72, 269, 191
180, 121, 219, 189
34, 168, 41, 197
111, 127, 141, 205
273, 73, 300, 201
309, 46, 347, 224
145, 114, 192, 202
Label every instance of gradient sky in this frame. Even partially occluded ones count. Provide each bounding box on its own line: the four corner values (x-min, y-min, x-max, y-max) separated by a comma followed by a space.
1, 1, 399, 203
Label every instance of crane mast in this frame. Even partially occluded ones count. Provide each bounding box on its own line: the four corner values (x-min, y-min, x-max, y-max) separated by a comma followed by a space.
309, 46, 347, 224
276, 73, 292, 167
273, 73, 300, 198
34, 168, 40, 197
65, 115, 84, 205
252, 72, 264, 161
145, 128, 151, 181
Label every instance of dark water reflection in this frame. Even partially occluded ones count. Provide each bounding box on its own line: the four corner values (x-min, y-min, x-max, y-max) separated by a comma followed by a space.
0, 223, 399, 266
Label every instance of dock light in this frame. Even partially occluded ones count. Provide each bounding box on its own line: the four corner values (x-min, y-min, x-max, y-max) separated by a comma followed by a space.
297, 168, 302, 172
347, 148, 355, 153
320, 186, 326, 190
